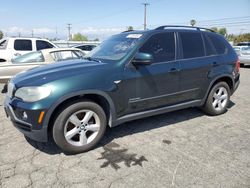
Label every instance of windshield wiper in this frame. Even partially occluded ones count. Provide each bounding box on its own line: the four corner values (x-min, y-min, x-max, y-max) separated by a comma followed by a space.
83, 56, 102, 63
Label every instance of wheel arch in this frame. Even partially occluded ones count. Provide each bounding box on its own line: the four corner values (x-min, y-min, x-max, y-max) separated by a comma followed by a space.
202, 74, 234, 105
44, 90, 116, 133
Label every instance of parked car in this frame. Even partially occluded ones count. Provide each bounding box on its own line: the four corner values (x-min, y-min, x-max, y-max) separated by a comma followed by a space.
0, 37, 57, 62
0, 48, 85, 83
236, 42, 250, 46
3, 25, 240, 154
73, 44, 97, 54
233, 46, 250, 66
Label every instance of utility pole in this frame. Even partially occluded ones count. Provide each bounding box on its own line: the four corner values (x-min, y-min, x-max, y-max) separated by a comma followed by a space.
67, 23, 72, 41
142, 3, 149, 30
55, 26, 58, 40
31, 30, 34, 37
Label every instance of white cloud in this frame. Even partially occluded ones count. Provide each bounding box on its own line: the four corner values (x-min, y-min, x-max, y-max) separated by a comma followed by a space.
4, 26, 55, 35
80, 27, 125, 35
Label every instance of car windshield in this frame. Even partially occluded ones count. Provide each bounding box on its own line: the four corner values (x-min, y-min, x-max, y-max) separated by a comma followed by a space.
12, 51, 44, 63
242, 46, 250, 51
87, 33, 143, 61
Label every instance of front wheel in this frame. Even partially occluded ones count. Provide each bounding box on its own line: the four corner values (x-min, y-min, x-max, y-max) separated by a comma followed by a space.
202, 82, 230, 116
53, 100, 107, 154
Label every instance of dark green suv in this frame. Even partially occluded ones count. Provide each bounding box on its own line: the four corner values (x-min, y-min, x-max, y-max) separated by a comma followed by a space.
3, 26, 240, 154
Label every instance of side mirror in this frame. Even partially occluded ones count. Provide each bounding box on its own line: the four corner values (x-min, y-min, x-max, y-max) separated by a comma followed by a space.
132, 52, 153, 66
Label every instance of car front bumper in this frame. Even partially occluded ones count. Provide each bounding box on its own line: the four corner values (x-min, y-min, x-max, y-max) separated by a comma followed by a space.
4, 96, 48, 142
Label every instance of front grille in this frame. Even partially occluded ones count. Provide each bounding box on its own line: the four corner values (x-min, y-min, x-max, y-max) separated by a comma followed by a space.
15, 122, 32, 132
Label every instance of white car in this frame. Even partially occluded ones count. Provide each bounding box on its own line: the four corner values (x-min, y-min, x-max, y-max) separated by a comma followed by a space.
0, 37, 57, 63
73, 44, 97, 54
233, 46, 250, 66
0, 48, 85, 83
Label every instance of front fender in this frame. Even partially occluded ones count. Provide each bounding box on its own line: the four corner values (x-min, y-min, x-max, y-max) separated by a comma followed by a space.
42, 89, 116, 129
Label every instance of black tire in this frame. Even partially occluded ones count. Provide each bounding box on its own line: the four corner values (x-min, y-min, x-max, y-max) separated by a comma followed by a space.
202, 82, 230, 116
53, 100, 107, 154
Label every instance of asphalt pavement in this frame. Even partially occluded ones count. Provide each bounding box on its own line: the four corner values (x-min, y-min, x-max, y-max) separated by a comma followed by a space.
0, 68, 249, 188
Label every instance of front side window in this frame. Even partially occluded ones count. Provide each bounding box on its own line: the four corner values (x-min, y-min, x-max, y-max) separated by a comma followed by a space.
36, 40, 54, 50
14, 39, 32, 51
180, 32, 205, 59
139, 32, 175, 63
88, 33, 143, 61
12, 51, 44, 63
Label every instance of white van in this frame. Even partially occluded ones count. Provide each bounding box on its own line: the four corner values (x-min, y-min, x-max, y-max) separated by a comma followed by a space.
0, 37, 57, 62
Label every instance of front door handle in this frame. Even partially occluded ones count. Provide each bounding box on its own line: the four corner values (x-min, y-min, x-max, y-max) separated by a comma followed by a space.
212, 62, 219, 67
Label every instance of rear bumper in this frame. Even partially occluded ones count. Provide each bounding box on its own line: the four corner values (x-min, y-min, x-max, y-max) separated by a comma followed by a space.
4, 97, 48, 142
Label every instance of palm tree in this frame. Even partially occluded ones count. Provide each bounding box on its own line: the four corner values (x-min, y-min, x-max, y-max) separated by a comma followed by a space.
190, 19, 196, 27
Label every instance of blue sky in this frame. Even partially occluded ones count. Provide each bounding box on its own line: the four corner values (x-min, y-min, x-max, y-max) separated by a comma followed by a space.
0, 0, 249, 40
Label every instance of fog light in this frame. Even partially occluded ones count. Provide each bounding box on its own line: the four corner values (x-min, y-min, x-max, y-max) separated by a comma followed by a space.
22, 111, 28, 120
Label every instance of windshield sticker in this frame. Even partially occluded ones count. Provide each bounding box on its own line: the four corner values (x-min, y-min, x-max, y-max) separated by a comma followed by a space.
126, 34, 142, 39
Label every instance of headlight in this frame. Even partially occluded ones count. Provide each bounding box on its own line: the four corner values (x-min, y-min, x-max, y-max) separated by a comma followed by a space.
15, 86, 51, 102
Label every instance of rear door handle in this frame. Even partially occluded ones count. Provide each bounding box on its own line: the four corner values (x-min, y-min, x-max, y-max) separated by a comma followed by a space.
169, 68, 179, 73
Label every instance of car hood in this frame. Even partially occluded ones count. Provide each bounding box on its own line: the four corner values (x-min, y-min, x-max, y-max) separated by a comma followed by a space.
12, 59, 111, 86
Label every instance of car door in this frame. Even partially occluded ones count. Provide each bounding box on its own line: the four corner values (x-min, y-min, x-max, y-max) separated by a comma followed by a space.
178, 31, 218, 102
121, 31, 181, 115
12, 39, 33, 59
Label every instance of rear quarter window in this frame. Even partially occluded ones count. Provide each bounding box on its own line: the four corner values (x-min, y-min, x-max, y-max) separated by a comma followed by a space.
206, 33, 228, 55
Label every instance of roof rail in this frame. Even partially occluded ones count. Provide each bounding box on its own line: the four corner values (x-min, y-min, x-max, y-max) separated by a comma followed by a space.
155, 25, 215, 32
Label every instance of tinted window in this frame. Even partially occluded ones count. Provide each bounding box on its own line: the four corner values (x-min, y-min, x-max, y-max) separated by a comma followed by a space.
180, 32, 205, 59
36, 40, 54, 50
206, 33, 228, 54
76, 45, 96, 51
203, 33, 217, 56
139, 32, 175, 63
14, 39, 32, 51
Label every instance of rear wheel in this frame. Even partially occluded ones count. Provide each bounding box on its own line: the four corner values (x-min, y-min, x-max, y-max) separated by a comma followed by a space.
202, 82, 230, 116
53, 100, 107, 154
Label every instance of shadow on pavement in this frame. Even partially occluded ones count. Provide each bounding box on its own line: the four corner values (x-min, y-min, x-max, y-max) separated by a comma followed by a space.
25, 107, 205, 155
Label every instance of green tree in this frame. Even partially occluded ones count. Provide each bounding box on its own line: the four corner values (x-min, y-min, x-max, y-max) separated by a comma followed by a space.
72, 33, 88, 41
93, 38, 99, 41
127, 26, 134, 31
210, 27, 218, 32
218, 28, 227, 36
210, 27, 227, 36
0, 30, 3, 39
190, 19, 196, 27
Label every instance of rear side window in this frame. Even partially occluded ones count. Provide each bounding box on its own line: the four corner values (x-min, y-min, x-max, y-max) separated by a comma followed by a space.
36, 40, 54, 50
203, 33, 217, 56
206, 33, 228, 55
139, 32, 175, 63
179, 32, 205, 59
14, 39, 32, 51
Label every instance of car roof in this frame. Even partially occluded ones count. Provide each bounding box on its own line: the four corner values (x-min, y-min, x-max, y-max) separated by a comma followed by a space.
40, 48, 82, 53
3, 37, 50, 41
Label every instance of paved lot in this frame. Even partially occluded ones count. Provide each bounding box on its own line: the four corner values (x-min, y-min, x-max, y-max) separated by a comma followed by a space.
0, 68, 250, 188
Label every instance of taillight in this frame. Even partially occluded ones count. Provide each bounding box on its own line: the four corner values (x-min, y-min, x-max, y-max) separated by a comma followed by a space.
236, 58, 240, 73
